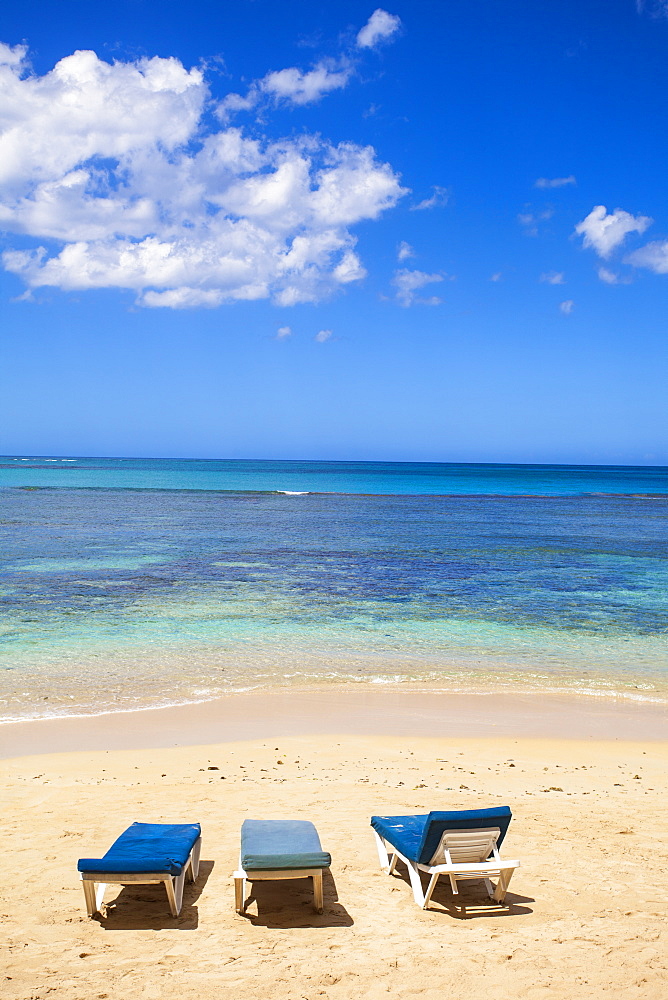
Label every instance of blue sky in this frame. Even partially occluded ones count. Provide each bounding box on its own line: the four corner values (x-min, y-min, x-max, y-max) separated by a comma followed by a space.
0, 0, 666, 464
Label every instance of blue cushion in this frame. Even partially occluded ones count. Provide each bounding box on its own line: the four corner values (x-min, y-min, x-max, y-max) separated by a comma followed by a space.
371, 807, 512, 865
78, 822, 201, 876
241, 819, 331, 871
370, 814, 427, 863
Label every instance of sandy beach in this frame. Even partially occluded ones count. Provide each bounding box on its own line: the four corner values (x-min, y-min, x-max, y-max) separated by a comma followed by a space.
2, 691, 667, 1000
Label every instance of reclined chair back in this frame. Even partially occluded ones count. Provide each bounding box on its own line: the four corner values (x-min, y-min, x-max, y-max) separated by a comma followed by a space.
417, 806, 511, 866
429, 827, 500, 866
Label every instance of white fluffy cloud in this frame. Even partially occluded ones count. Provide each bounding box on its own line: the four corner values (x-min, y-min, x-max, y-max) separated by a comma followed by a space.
262, 61, 351, 105
637, 1, 668, 18
411, 185, 449, 211
575, 205, 651, 258
0, 41, 26, 66
356, 10, 402, 49
517, 207, 553, 236
220, 60, 352, 115
540, 271, 565, 284
397, 241, 414, 260
559, 299, 574, 315
626, 240, 668, 274
0, 46, 204, 193
315, 328, 332, 342
0, 45, 406, 307
534, 175, 576, 189
392, 268, 443, 306
276, 325, 292, 339
220, 10, 401, 118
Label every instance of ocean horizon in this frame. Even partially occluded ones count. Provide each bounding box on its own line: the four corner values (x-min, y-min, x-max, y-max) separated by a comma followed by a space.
1, 457, 666, 723
2, 455, 668, 495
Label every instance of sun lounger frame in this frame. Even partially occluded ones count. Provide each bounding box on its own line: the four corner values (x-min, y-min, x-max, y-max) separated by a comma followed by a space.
374, 827, 519, 909
234, 862, 324, 914
80, 835, 201, 918
234, 818, 329, 915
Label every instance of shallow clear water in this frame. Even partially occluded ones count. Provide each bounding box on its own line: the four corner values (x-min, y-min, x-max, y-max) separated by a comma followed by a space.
1, 458, 667, 721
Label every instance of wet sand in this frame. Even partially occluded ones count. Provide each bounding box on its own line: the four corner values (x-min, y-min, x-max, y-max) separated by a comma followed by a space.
2, 687, 666, 759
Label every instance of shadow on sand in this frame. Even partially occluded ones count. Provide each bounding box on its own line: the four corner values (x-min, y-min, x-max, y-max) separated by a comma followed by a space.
240, 869, 354, 928
96, 860, 216, 930
388, 860, 534, 919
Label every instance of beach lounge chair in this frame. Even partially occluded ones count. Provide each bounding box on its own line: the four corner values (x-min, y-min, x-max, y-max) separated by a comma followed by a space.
77, 822, 202, 917
234, 819, 331, 914
371, 806, 519, 909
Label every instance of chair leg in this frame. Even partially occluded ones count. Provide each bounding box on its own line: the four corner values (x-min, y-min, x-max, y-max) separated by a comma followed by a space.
423, 873, 440, 910
406, 861, 426, 908
190, 836, 201, 881
492, 867, 514, 903
374, 831, 391, 872
95, 882, 107, 913
164, 876, 179, 917
312, 870, 324, 914
388, 852, 398, 875
82, 879, 98, 917
81, 879, 107, 917
174, 871, 186, 915
234, 875, 246, 913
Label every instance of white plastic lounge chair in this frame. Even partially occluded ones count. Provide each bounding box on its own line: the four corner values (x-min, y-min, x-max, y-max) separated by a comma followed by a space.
371, 806, 519, 909
77, 822, 202, 917
234, 819, 331, 914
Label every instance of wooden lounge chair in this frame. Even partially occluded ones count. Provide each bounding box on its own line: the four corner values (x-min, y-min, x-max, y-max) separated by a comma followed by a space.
234, 819, 331, 914
371, 806, 519, 909
77, 822, 202, 917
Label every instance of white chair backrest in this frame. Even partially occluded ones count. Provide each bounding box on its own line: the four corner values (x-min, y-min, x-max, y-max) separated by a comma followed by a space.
429, 827, 500, 866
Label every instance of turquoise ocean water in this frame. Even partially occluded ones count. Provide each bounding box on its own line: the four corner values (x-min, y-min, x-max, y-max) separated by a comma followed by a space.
1, 457, 667, 721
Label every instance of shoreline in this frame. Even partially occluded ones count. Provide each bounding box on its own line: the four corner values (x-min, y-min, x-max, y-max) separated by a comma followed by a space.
2, 686, 665, 758
4, 657, 667, 724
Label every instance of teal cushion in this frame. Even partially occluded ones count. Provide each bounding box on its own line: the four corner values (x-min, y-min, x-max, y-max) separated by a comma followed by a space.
241, 819, 331, 871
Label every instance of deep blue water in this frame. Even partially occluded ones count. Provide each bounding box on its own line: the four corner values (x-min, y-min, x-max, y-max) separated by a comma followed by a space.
1, 456, 667, 495
0, 458, 666, 721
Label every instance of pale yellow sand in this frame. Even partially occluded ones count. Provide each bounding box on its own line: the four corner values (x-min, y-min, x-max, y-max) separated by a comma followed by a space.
2, 731, 667, 1000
